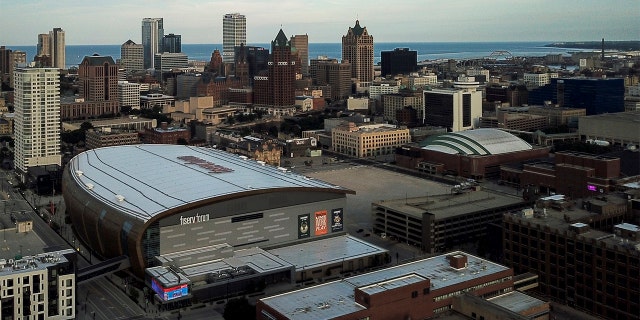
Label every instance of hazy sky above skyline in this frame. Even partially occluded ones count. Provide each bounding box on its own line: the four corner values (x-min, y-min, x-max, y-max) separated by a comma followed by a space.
1, 0, 638, 45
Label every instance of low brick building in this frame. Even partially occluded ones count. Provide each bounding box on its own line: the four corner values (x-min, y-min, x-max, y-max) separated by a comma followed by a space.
501, 151, 620, 198
141, 122, 191, 144
257, 251, 548, 320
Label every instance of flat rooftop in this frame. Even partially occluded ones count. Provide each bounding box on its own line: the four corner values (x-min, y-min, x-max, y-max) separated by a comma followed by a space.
68, 145, 353, 222
267, 235, 388, 271
62, 117, 155, 131
0, 249, 74, 277
260, 251, 510, 320
488, 291, 547, 314
373, 189, 524, 220
152, 235, 385, 287
0, 215, 47, 261
179, 247, 292, 279
507, 194, 628, 232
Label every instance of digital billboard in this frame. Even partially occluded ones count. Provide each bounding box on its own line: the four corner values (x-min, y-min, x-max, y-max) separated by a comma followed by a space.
151, 278, 189, 301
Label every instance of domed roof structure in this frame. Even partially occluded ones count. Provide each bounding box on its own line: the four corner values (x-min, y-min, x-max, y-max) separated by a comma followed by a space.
422, 129, 532, 155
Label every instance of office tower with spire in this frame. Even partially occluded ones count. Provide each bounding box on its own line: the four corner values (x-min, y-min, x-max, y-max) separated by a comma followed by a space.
270, 30, 295, 106
49, 28, 65, 69
13, 68, 61, 179
223, 13, 246, 64
120, 40, 144, 74
253, 29, 295, 107
342, 20, 373, 83
142, 18, 164, 69
290, 34, 309, 76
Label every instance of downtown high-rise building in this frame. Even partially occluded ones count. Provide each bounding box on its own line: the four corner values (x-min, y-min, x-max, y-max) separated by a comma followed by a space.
37, 33, 50, 57
60, 55, 119, 120
13, 68, 61, 178
162, 33, 182, 53
0, 47, 26, 87
234, 44, 269, 85
253, 29, 295, 107
342, 20, 374, 83
290, 34, 309, 76
381, 48, 417, 77
316, 59, 352, 101
120, 40, 144, 74
142, 18, 164, 69
49, 28, 65, 69
223, 13, 246, 64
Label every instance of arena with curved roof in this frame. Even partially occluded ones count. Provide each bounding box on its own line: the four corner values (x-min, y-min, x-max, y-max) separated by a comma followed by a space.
396, 129, 549, 179
63, 145, 354, 276
422, 128, 533, 155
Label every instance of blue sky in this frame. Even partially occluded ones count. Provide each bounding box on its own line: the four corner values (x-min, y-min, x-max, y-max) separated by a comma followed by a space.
1, 0, 638, 45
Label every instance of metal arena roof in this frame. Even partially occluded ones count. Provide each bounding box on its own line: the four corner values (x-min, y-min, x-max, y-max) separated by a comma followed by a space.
67, 145, 350, 222
423, 129, 532, 156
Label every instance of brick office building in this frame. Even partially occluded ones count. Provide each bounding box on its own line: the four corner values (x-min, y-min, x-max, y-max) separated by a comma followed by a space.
61, 55, 119, 120
141, 122, 190, 144
503, 195, 638, 319
257, 251, 548, 320
501, 151, 621, 198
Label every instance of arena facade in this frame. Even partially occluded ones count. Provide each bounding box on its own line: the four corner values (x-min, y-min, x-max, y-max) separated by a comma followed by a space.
63, 145, 354, 277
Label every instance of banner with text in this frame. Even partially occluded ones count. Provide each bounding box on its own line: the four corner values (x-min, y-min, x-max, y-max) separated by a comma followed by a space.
315, 210, 328, 236
331, 208, 343, 232
298, 214, 310, 239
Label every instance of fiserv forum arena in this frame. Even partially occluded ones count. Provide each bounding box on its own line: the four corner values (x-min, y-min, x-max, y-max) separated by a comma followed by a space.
63, 145, 355, 277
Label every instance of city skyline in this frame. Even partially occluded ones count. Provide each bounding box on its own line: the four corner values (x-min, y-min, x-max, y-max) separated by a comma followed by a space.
1, 0, 638, 46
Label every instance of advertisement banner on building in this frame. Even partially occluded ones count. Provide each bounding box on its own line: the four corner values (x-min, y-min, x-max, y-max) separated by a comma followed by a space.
298, 214, 310, 239
315, 210, 328, 236
331, 208, 343, 232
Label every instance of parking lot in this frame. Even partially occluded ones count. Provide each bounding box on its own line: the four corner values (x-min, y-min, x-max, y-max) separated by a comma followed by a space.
287, 156, 454, 262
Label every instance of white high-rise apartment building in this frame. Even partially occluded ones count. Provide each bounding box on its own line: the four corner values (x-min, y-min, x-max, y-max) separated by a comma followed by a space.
142, 18, 164, 69
118, 81, 141, 110
49, 28, 65, 69
223, 13, 246, 64
13, 68, 61, 178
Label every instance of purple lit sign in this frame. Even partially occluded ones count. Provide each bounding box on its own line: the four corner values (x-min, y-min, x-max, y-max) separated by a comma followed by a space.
587, 185, 597, 192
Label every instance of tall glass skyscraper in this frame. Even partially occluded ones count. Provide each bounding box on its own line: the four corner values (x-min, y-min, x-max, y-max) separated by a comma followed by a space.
162, 33, 181, 53
141, 18, 164, 69
223, 13, 246, 64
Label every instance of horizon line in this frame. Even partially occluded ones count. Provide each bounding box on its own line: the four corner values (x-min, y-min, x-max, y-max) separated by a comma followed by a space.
8, 40, 639, 47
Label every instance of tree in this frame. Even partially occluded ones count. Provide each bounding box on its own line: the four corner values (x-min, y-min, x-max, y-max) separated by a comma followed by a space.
268, 126, 279, 137
120, 105, 132, 115
223, 297, 256, 320
80, 122, 94, 131
177, 138, 189, 145
128, 287, 139, 303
